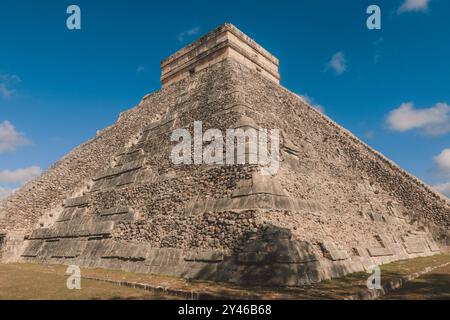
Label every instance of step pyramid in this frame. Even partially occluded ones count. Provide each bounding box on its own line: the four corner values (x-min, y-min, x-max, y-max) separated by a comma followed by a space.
0, 23, 449, 286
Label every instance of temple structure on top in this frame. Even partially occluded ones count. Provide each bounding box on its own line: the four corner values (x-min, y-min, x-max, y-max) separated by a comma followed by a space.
161, 23, 280, 88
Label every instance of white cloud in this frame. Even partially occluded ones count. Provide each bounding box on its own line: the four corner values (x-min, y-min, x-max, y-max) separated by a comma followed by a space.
0, 187, 15, 199
178, 27, 200, 43
434, 149, 450, 175
432, 149, 450, 198
0, 121, 29, 153
0, 166, 42, 184
326, 51, 347, 75
433, 183, 450, 198
386, 102, 450, 135
398, 0, 430, 13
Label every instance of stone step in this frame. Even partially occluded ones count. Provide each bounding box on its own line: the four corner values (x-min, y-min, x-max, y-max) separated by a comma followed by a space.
64, 196, 89, 208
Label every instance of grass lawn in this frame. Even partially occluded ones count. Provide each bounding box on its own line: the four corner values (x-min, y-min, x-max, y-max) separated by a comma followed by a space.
0, 263, 174, 300
381, 263, 450, 300
1, 254, 449, 300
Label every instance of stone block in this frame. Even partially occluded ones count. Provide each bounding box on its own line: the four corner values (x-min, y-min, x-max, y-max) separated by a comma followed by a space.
212, 198, 233, 212
231, 186, 253, 198
21, 240, 44, 257
102, 243, 146, 261
273, 195, 293, 211
264, 227, 292, 241
145, 249, 165, 266
320, 241, 349, 261
116, 171, 138, 186
30, 228, 55, 240
426, 237, 441, 252
294, 241, 318, 263
184, 249, 224, 262
367, 247, 394, 257
237, 252, 265, 264
56, 208, 76, 222
253, 194, 274, 209
89, 221, 115, 237
64, 196, 89, 208
134, 169, 156, 184
98, 207, 135, 222
39, 240, 60, 258
93, 159, 144, 181
403, 239, 427, 254
90, 179, 105, 192
115, 149, 145, 166
51, 239, 86, 258
99, 207, 131, 217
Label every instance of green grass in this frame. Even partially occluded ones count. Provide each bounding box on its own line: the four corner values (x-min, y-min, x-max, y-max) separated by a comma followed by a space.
1, 254, 449, 300
0, 263, 173, 300
310, 254, 450, 299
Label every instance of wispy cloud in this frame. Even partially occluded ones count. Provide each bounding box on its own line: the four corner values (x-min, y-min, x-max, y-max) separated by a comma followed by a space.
364, 131, 375, 139
326, 51, 347, 75
433, 182, 450, 198
0, 84, 14, 97
0, 74, 21, 83
0, 166, 42, 184
0, 73, 21, 98
0, 186, 15, 199
386, 102, 450, 136
299, 94, 326, 114
372, 37, 383, 65
372, 37, 384, 46
398, 0, 430, 14
177, 26, 200, 43
136, 64, 145, 74
0, 165, 41, 200
0, 121, 30, 153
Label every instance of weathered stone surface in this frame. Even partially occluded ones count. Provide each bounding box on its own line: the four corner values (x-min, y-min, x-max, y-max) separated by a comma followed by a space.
93, 159, 144, 181
64, 196, 89, 208
161, 23, 280, 87
367, 247, 394, 257
184, 250, 224, 262
1, 23, 448, 287
98, 207, 135, 221
402, 237, 427, 254
320, 241, 349, 261
21, 240, 44, 258
426, 237, 441, 252
30, 220, 114, 239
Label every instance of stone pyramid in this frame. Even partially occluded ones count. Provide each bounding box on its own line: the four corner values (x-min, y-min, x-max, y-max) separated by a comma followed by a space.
1, 23, 449, 286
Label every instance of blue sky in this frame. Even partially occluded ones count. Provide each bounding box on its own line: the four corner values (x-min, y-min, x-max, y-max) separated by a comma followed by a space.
1, 0, 449, 198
